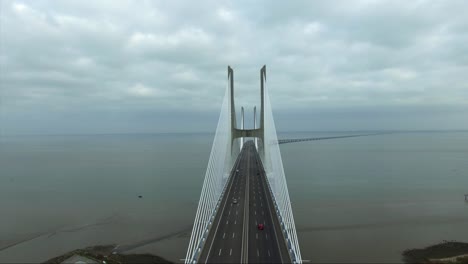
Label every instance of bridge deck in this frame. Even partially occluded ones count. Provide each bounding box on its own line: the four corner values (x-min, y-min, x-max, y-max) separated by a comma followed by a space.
198, 141, 291, 263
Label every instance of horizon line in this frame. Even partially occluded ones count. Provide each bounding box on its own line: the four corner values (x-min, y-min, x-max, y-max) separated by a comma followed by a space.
2, 129, 468, 137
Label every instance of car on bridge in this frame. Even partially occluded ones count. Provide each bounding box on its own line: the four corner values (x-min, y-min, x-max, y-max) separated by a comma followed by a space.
232, 198, 238, 204
257, 223, 264, 230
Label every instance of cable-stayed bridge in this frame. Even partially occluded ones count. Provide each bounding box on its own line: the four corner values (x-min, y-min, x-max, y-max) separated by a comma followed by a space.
185, 66, 302, 263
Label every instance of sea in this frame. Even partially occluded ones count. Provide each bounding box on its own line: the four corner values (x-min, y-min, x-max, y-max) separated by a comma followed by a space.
1, 131, 468, 263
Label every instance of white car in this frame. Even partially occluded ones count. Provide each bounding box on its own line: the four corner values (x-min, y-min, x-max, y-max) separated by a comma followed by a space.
232, 198, 238, 204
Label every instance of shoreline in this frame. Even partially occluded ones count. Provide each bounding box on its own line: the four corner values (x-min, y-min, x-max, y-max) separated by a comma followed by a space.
43, 245, 173, 264
403, 241, 468, 264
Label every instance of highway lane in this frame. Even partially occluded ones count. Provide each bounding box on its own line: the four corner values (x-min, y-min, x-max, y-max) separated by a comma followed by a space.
248, 142, 290, 263
198, 143, 248, 263
198, 141, 290, 263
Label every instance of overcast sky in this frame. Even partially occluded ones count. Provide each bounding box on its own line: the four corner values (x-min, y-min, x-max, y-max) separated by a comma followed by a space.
1, 0, 467, 135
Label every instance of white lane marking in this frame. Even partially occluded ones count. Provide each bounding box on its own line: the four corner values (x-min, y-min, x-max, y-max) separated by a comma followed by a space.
229, 210, 231, 215
254, 203, 256, 207
262, 211, 264, 215
268, 250, 271, 257
261, 203, 263, 207
266, 233, 268, 239
257, 249, 259, 257
232, 232, 235, 238
234, 220, 237, 224
256, 233, 258, 239
219, 249, 222, 256
226, 220, 229, 224
236, 210, 238, 215
230, 248, 232, 256
254, 211, 256, 215
203, 156, 241, 262
255, 220, 257, 225
223, 233, 226, 239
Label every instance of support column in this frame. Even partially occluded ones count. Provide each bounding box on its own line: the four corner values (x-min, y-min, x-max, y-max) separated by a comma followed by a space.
229, 66, 236, 132
254, 106, 258, 149
260, 65, 265, 137
240, 106, 244, 150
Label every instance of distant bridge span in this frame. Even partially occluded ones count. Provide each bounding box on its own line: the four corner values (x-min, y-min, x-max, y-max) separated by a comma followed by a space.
278, 133, 385, 144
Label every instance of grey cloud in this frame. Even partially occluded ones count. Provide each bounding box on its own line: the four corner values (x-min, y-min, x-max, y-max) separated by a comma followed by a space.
1, 0, 468, 134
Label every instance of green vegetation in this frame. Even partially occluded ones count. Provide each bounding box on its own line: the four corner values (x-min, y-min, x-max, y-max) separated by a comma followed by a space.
403, 241, 468, 264
44, 245, 173, 264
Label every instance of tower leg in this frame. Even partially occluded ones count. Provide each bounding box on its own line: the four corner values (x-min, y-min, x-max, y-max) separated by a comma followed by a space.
241, 106, 244, 150
254, 106, 258, 150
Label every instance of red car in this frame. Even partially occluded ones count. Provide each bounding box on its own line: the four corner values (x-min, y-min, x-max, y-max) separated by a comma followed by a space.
257, 223, 264, 230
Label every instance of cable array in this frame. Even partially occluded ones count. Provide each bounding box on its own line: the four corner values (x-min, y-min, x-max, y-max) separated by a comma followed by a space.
262, 81, 303, 263
185, 79, 237, 263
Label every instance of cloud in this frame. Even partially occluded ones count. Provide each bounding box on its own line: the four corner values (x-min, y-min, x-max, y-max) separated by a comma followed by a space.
127, 83, 170, 98
1, 0, 468, 134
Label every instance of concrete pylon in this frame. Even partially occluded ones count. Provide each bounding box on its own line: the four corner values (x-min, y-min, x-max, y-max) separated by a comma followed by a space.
254, 106, 258, 149
240, 106, 244, 150
228, 65, 265, 157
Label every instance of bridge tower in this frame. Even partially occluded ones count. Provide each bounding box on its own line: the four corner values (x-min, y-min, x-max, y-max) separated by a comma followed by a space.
228, 65, 265, 155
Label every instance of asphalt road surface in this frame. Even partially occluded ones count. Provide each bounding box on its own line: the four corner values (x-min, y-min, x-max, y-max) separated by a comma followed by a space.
198, 141, 290, 263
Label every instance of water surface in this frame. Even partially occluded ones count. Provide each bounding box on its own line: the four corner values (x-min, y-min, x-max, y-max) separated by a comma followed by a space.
1, 131, 468, 263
